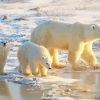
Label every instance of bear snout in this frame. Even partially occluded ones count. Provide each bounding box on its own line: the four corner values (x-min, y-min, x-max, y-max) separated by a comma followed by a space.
49, 67, 52, 69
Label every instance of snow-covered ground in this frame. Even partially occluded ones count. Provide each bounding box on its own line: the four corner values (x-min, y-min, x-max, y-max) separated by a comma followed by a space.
0, 0, 100, 100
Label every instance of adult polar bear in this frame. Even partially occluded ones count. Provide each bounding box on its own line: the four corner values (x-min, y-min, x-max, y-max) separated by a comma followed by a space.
31, 20, 100, 71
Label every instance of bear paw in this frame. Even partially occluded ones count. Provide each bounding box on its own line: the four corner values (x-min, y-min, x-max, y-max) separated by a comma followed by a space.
72, 65, 88, 71
53, 63, 66, 69
33, 71, 39, 76
41, 74, 47, 77
25, 73, 33, 76
91, 64, 100, 69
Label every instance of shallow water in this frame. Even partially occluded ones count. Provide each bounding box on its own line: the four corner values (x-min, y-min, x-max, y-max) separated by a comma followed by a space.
0, 0, 100, 100
0, 72, 100, 100
41, 72, 100, 100
0, 80, 43, 100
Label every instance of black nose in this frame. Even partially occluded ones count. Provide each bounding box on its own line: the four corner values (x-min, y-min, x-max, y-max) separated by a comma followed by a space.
49, 68, 52, 69
3, 42, 6, 46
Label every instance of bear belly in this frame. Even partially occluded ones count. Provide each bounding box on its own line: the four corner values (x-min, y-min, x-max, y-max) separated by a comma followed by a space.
44, 41, 68, 50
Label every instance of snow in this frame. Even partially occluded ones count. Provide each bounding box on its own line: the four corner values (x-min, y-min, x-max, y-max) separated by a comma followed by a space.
0, 0, 100, 100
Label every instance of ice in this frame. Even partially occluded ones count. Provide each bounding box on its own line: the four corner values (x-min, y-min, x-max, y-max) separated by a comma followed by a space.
7, 75, 79, 85
37, 76, 79, 84
42, 96, 74, 100
0, 0, 100, 100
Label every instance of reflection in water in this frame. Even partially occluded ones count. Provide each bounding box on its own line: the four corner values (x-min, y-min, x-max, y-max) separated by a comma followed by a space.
84, 72, 97, 84
42, 72, 100, 99
72, 72, 81, 79
0, 81, 43, 100
20, 85, 43, 100
96, 73, 100, 100
71, 72, 100, 99
0, 80, 12, 100
0, 72, 100, 100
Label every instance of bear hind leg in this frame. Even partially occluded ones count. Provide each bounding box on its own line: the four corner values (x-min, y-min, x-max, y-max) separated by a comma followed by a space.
0, 60, 6, 74
68, 43, 87, 71
0, 65, 4, 74
20, 63, 32, 76
82, 42, 100, 69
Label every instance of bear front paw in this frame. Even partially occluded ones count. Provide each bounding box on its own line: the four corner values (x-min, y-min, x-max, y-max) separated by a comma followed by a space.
41, 73, 47, 77
53, 63, 66, 69
72, 65, 88, 71
91, 64, 100, 69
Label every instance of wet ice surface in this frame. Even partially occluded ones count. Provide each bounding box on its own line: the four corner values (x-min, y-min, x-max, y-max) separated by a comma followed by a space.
1, 72, 100, 100
0, 0, 100, 100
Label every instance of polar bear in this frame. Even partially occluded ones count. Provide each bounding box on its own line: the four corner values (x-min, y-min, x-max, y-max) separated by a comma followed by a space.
0, 41, 10, 74
17, 41, 52, 76
31, 20, 100, 71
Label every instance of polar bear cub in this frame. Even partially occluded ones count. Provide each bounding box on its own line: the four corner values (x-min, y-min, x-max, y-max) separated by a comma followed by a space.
17, 41, 52, 76
0, 41, 10, 74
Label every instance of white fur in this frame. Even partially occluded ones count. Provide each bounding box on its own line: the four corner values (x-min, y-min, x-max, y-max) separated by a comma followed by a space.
31, 20, 100, 70
0, 42, 9, 73
17, 41, 52, 76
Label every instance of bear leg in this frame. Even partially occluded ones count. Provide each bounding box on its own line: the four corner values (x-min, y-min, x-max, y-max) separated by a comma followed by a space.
21, 63, 32, 76
25, 64, 32, 75
29, 62, 39, 75
18, 64, 22, 73
33, 64, 40, 76
0, 66, 4, 74
68, 43, 87, 71
0, 60, 6, 74
82, 42, 100, 69
40, 65, 48, 77
49, 48, 65, 69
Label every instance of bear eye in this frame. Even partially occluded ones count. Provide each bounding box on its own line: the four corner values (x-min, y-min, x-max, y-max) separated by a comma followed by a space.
42, 56, 46, 60
46, 63, 49, 65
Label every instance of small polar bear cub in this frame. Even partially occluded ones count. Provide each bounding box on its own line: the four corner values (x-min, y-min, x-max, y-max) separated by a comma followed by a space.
0, 41, 10, 74
17, 41, 52, 76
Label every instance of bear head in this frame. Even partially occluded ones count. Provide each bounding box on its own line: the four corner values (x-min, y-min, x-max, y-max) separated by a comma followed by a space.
40, 55, 53, 69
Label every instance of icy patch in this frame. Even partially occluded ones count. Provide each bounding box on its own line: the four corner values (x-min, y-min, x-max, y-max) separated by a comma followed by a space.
0, 0, 52, 4
7, 75, 79, 85
41, 96, 74, 100
37, 76, 79, 84
9, 77, 37, 85
0, 72, 23, 80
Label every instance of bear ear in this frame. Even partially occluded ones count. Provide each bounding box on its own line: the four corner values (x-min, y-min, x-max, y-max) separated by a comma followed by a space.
42, 56, 46, 60
92, 25, 95, 30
